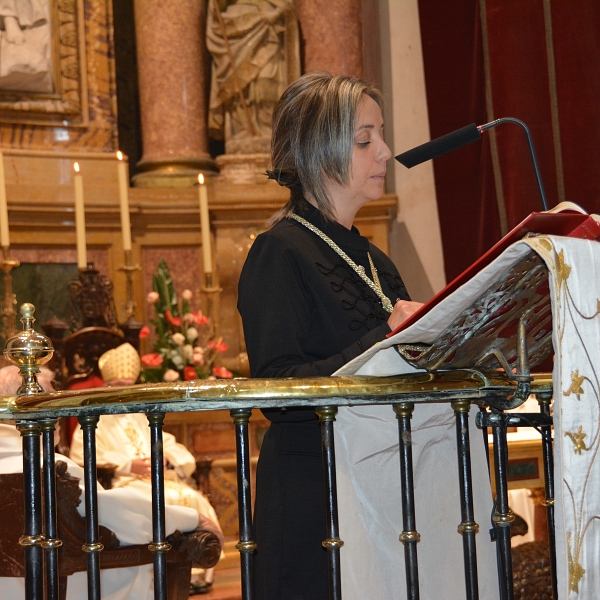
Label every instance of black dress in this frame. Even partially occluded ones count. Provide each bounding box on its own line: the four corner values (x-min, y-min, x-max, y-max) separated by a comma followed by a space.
237, 200, 410, 600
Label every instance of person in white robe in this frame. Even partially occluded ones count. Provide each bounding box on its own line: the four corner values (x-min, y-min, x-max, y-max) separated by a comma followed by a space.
0, 366, 200, 600
68, 343, 223, 592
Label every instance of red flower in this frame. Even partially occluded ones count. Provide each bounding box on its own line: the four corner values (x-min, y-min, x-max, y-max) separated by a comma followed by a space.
183, 366, 198, 381
212, 366, 233, 379
139, 325, 151, 339
165, 310, 182, 327
207, 339, 228, 353
141, 353, 163, 367
193, 311, 209, 325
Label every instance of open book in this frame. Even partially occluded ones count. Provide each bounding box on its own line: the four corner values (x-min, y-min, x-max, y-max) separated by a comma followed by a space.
390, 202, 600, 336
335, 203, 600, 377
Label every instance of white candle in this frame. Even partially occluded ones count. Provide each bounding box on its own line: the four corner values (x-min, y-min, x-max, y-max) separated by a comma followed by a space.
117, 151, 132, 251
73, 162, 87, 269
198, 174, 212, 275
0, 152, 9, 248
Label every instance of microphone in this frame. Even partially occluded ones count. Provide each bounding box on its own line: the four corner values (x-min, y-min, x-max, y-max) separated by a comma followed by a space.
395, 117, 548, 211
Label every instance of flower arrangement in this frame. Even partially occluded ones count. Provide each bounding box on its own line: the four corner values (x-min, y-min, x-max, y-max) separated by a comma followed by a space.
139, 259, 232, 383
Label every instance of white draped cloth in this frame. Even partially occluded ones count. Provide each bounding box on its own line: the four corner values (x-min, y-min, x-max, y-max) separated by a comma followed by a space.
0, 423, 199, 600
335, 235, 600, 600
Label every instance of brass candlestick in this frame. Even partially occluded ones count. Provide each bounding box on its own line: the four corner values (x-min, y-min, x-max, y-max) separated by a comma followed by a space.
0, 245, 20, 339
201, 272, 222, 339
118, 250, 142, 321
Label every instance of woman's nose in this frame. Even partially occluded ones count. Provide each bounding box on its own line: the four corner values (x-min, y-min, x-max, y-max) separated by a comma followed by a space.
378, 140, 392, 162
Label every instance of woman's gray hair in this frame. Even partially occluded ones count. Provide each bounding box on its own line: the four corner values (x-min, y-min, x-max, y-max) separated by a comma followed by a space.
267, 72, 384, 224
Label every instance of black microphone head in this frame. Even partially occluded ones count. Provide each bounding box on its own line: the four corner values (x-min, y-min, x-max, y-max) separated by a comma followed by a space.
395, 123, 481, 168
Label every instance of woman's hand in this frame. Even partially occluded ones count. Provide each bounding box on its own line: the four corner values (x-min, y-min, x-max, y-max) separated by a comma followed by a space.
387, 300, 424, 332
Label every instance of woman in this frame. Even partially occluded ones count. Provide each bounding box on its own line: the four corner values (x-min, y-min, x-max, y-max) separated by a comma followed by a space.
238, 73, 422, 599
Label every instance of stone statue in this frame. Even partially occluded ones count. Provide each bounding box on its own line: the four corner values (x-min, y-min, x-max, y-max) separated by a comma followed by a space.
0, 0, 52, 93
206, 0, 300, 158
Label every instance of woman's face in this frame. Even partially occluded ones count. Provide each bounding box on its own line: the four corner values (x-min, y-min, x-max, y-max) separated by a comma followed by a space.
326, 95, 392, 220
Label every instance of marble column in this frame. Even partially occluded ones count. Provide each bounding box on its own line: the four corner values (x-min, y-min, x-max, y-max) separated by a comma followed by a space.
294, 0, 363, 76
133, 0, 216, 188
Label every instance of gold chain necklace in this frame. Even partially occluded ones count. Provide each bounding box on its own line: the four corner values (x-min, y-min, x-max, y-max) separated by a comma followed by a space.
290, 213, 394, 313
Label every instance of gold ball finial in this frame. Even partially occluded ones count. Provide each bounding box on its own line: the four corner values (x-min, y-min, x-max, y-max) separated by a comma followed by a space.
4, 303, 54, 395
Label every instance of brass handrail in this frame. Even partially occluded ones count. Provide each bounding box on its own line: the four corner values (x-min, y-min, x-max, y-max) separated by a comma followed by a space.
0, 370, 553, 418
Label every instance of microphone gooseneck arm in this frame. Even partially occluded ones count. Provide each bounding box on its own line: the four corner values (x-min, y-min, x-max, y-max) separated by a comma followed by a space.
395, 117, 549, 211
478, 117, 548, 211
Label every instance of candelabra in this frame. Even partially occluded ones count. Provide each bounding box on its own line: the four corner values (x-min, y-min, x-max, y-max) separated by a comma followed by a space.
0, 245, 20, 339
117, 250, 144, 350
118, 250, 142, 321
201, 272, 222, 339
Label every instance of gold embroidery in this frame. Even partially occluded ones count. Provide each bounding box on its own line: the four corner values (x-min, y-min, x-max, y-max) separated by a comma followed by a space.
121, 416, 146, 457
565, 426, 590, 454
555, 249, 571, 288
536, 236, 553, 252
567, 532, 586, 593
564, 370, 585, 401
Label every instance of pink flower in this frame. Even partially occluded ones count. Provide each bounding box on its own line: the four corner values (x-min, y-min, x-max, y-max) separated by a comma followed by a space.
165, 310, 182, 327
163, 369, 180, 382
182, 289, 193, 301
183, 312, 195, 325
141, 353, 163, 367
146, 291, 159, 303
207, 339, 228, 353
139, 325, 151, 339
212, 366, 233, 379
192, 350, 205, 366
183, 366, 197, 381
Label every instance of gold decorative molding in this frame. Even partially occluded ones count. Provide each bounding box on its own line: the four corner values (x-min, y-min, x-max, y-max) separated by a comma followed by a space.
0, 0, 88, 127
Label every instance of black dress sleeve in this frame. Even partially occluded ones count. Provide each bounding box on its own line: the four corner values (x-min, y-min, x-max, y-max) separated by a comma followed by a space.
238, 232, 392, 378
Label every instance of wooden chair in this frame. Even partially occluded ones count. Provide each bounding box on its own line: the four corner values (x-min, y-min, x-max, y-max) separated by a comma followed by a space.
0, 460, 222, 600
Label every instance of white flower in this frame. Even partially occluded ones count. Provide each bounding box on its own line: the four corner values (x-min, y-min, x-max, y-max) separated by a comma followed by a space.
182, 289, 193, 301
163, 369, 180, 382
186, 327, 198, 343
171, 354, 184, 367
146, 291, 159, 303
183, 344, 194, 359
183, 312, 195, 325
172, 332, 185, 346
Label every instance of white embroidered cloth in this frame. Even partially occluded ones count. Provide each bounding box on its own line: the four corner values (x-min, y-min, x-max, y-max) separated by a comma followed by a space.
334, 235, 600, 599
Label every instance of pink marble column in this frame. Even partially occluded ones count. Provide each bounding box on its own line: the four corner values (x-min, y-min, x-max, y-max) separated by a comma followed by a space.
133, 0, 216, 187
294, 0, 363, 76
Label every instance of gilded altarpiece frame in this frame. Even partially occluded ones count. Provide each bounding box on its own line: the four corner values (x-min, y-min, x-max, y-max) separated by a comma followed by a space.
0, 0, 88, 127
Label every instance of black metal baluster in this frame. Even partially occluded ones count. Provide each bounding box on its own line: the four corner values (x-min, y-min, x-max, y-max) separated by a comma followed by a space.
490, 414, 514, 600
537, 392, 557, 599
39, 419, 62, 600
230, 408, 255, 600
394, 403, 420, 600
147, 413, 170, 600
452, 401, 480, 600
17, 420, 44, 600
78, 415, 103, 600
315, 406, 343, 600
